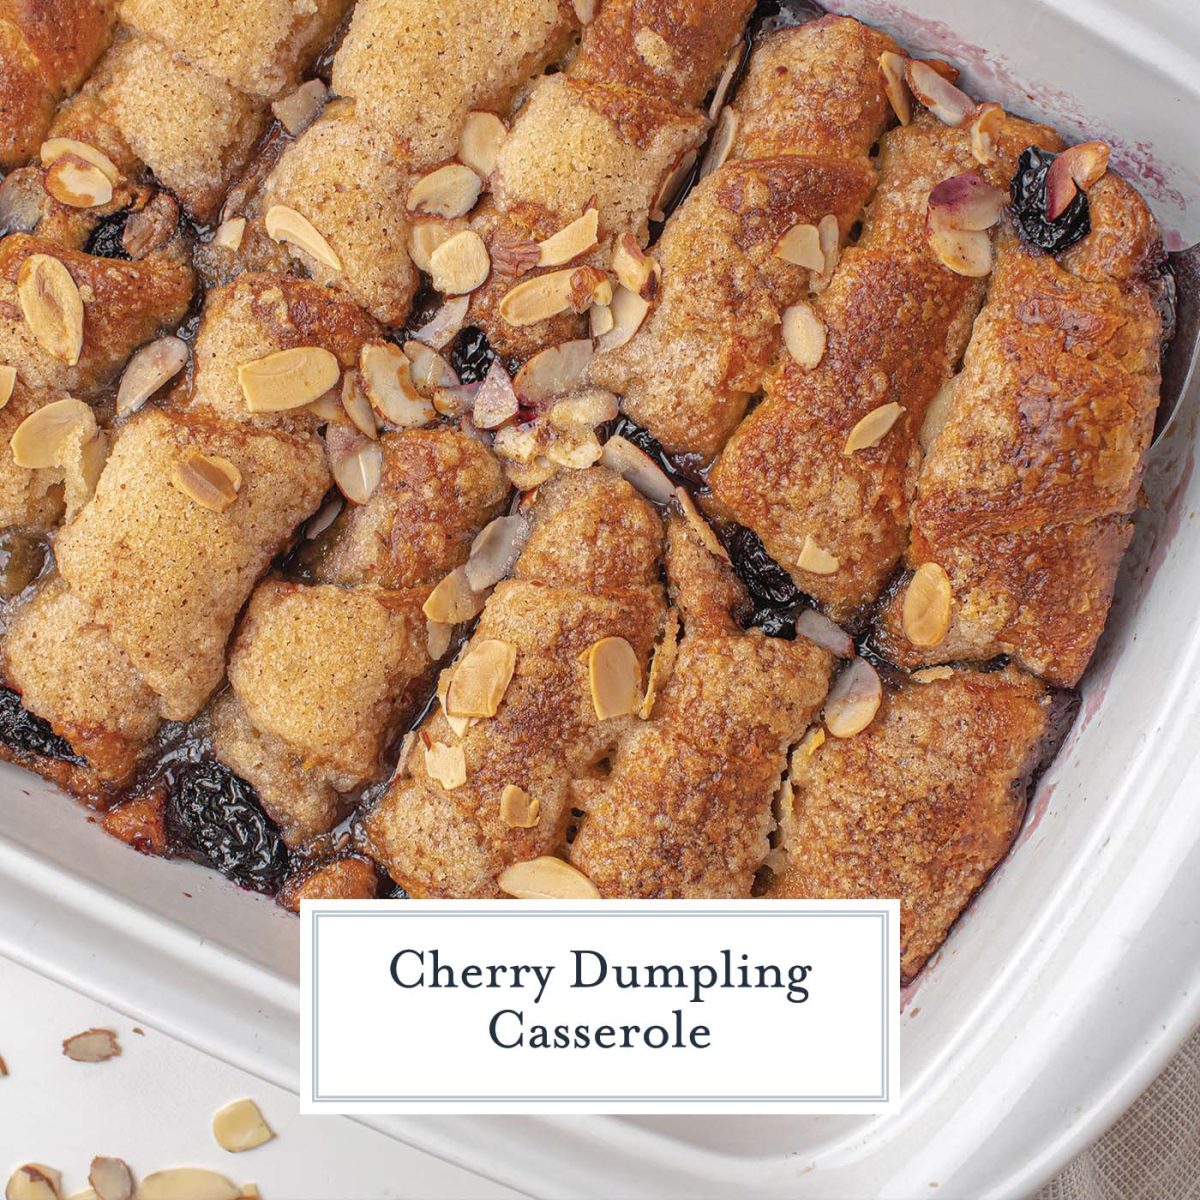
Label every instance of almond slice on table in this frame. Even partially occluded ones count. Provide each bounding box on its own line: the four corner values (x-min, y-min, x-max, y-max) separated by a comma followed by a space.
88, 1157, 133, 1200
796, 534, 838, 575
423, 565, 486, 624
782, 302, 826, 370
906, 60, 974, 126
360, 341, 434, 427
498, 856, 600, 899
459, 111, 507, 178
6, 1165, 61, 1200
212, 217, 246, 251
1044, 140, 1110, 220
774, 222, 823, 270
902, 562, 953, 647
212, 1098, 275, 1153
325, 422, 381, 503
0, 365, 15, 409
18, 253, 83, 365
45, 155, 112, 208
116, 335, 188, 417
425, 740, 467, 789
264, 204, 341, 272
11, 396, 96, 469
824, 657, 882, 738
611, 233, 658, 296
40, 137, 120, 184
513, 339, 593, 402
137, 1170, 241, 1200
879, 51, 912, 125
537, 208, 599, 268
172, 450, 242, 513
407, 164, 482, 219
587, 636, 641, 720
61, 1027, 120, 1062
429, 229, 490, 295
596, 285, 649, 352
272, 78, 326, 136
499, 784, 540, 829
446, 638, 517, 718
844, 402, 905, 454
239, 346, 340, 412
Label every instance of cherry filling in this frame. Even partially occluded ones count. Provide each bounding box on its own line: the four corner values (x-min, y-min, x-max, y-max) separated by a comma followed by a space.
1010, 146, 1091, 255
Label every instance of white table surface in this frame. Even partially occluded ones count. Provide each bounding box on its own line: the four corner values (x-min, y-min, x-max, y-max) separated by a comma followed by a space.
0, 956, 525, 1200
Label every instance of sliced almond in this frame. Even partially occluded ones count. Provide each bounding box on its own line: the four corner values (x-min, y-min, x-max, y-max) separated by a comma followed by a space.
548, 388, 618, 432
499, 856, 600, 899
879, 51, 912, 126
305, 495, 342, 539
572, 0, 596, 21
513, 339, 593, 402
212, 1098, 275, 1153
429, 229, 490, 295
546, 429, 601, 469
407, 164, 482, 219
403, 340, 460, 395
45, 155, 112, 208
63, 425, 106, 519
88, 1157, 132, 1200
969, 102, 1005, 166
0, 364, 15, 409
40, 137, 120, 184
796, 534, 838, 575
409, 221, 459, 273
927, 226, 992, 277
5, 1166, 60, 1200
596, 285, 649, 352
1045, 141, 1110, 221
921, 375, 958, 452
814, 213, 840, 290
782, 302, 826, 370
639, 609, 679, 718
423, 565, 486, 624
116, 335, 188, 417
411, 295, 469, 350
912, 665, 955, 683
360, 341, 434, 427
459, 111, 507, 178
650, 149, 697, 222
472, 359, 520, 429
587, 635, 641, 720
212, 217, 246, 252
773, 222, 823, 270
698, 108, 738, 179
340, 371, 377, 438
796, 725, 825, 759
538, 208, 600, 268
498, 269, 575, 326
427, 619, 453, 660
906, 60, 974, 126
137, 1170, 240, 1200
844, 402, 905, 454
18, 253, 83, 365
272, 78, 326, 136
589, 302, 614, 338
927, 173, 1007, 233
62, 1027, 120, 1062
465, 513, 529, 591
794, 609, 854, 658
239, 345, 340, 413
11, 396, 96, 469
824, 657, 882, 738
308, 387, 343, 421
493, 420, 550, 466
446, 638, 517, 718
902, 562, 953, 648
425, 740, 467, 789
611, 232, 658, 297
708, 43, 743, 121
264, 204, 341, 272
325, 423, 381, 503
499, 784, 539, 828
172, 449, 242, 513
675, 486, 728, 562
599, 433, 673, 503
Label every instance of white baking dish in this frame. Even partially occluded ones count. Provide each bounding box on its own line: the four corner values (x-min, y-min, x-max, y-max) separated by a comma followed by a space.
2, 0, 1199, 1195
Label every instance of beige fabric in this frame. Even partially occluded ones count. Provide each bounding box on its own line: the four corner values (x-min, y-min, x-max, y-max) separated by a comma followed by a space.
1033, 1024, 1200, 1200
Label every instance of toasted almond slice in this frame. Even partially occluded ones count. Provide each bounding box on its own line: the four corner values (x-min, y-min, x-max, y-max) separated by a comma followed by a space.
45, 155, 112, 208
403, 340, 460, 395
360, 341, 434, 427
305, 495, 342, 539
969, 102, 1005, 165
675, 486, 729, 562
6, 1166, 60, 1200
611, 232, 657, 296
18, 253, 83, 365
651, 149, 697, 222
427, 619, 452, 660
116, 335, 188, 417
844, 401, 905, 454
548, 388, 618, 433
465, 514, 529, 591
499, 856, 599, 899
546, 429, 601, 469
0, 364, 15, 409
796, 725, 825, 758
138, 1170, 240, 1200
1045, 140, 1110, 220
782, 302, 826, 370
212, 217, 246, 251
699, 108, 738, 179
572, 0, 595, 19
927, 173, 1007, 233
472, 359, 520, 429
538, 208, 600, 268
172, 449, 241, 513
879, 51, 912, 125
11, 396, 96, 469
921, 374, 958, 452
239, 345, 340, 412
63, 426, 106, 520
814, 213, 840, 290
906, 60, 974, 126
499, 783, 539, 828
912, 665, 955, 683
513, 339, 593, 402
639, 609, 680, 718
497, 269, 574, 326
708, 43, 743, 121
272, 78, 326, 136
408, 164, 482, 218
88, 1157, 132, 1200
326, 423, 381, 503
265, 204, 341, 272
796, 534, 838, 575
446, 638, 517, 718
459, 111, 507, 178
902, 562, 953, 647
774, 222, 823, 270
40, 137, 119, 184
340, 371, 377, 438
62, 1027, 120, 1062
927, 226, 992, 277
425, 740, 467, 789
587, 635, 641, 720
493, 420, 549, 465
308, 387, 342, 421
600, 433, 673, 503
429, 229, 490, 295
794, 609, 855, 658
825, 657, 882, 738
212, 1098, 275, 1153
411, 295, 470, 350
423, 565, 486, 624
408, 221, 459, 273
589, 301, 614, 338
596, 285, 649, 352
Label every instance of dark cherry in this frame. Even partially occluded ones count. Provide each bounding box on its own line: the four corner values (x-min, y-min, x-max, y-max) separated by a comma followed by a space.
1010, 146, 1091, 255
720, 524, 803, 611
451, 326, 496, 384
387, 882, 410, 900
0, 687, 82, 763
164, 760, 288, 893
84, 210, 132, 261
